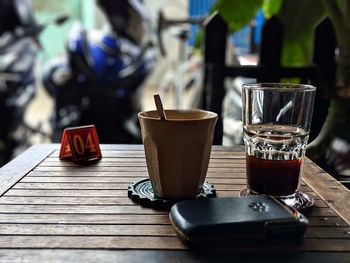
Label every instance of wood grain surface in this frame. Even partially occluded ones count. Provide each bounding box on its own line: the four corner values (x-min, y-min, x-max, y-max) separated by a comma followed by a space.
0, 144, 349, 262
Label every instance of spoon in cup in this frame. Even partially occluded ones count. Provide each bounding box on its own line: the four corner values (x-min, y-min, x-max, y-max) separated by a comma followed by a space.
153, 93, 167, 120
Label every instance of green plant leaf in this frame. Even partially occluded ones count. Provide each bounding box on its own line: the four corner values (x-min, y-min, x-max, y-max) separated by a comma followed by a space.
263, 0, 283, 17
277, 0, 326, 42
276, 0, 326, 65
217, 0, 264, 31
217, 0, 326, 66
281, 37, 313, 66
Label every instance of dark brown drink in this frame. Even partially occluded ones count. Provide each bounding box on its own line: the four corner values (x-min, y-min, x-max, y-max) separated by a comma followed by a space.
246, 155, 302, 196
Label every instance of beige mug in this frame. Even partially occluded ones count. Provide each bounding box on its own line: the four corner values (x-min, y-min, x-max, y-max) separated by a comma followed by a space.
138, 109, 217, 199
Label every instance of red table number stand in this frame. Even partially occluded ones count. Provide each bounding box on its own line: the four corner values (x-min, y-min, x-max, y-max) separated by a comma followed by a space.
59, 125, 102, 162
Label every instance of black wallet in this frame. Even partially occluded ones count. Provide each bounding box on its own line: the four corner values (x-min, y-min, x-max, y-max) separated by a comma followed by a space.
169, 196, 308, 243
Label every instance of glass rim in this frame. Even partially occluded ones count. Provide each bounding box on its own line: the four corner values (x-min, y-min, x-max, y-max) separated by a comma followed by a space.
242, 83, 316, 92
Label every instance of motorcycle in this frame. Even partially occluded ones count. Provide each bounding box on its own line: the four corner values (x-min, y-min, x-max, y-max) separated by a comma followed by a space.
43, 0, 156, 144
0, 0, 67, 165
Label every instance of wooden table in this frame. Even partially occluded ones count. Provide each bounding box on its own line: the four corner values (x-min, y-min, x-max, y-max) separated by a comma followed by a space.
0, 144, 349, 262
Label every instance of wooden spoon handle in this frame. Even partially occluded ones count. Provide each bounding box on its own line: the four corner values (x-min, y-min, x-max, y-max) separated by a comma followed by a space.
154, 93, 166, 120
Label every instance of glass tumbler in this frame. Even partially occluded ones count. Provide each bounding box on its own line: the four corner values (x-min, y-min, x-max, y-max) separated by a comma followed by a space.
241, 83, 316, 210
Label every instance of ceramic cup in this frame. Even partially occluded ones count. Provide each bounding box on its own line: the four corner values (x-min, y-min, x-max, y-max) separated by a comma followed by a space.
138, 109, 217, 199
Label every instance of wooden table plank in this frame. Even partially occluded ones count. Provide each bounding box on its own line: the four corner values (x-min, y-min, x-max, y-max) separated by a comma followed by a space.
27, 170, 250, 178
0, 224, 177, 236
0, 197, 327, 208
0, 236, 186, 250
2, 189, 319, 200
305, 227, 350, 239
19, 176, 246, 184
3, 189, 133, 197
12, 182, 134, 190
20, 176, 148, 183
0, 214, 171, 224
303, 162, 350, 225
0, 235, 349, 251
0, 204, 167, 214
0, 196, 134, 205
39, 159, 246, 167
49, 150, 246, 159
0, 249, 349, 263
8, 182, 314, 193
0, 206, 336, 217
32, 166, 247, 173
0, 213, 344, 226
0, 224, 349, 239
0, 144, 55, 196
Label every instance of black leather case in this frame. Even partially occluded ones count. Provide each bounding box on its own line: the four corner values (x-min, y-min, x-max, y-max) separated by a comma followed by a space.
169, 196, 308, 243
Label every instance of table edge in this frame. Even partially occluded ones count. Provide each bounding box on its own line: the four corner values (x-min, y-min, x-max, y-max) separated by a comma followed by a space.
303, 160, 350, 225
0, 144, 58, 196
0, 249, 350, 263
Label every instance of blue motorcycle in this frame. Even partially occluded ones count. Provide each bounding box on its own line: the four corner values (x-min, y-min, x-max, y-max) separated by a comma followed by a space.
43, 0, 156, 143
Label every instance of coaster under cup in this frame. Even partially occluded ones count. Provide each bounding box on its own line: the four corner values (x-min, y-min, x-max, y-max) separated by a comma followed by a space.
128, 178, 216, 210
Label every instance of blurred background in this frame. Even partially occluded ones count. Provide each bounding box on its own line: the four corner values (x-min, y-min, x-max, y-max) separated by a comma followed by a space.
27, 0, 207, 143
1, 0, 349, 188
1, 0, 259, 164
27, 0, 259, 127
